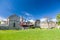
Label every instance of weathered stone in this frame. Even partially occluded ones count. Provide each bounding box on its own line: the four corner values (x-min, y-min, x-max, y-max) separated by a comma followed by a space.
8, 14, 21, 30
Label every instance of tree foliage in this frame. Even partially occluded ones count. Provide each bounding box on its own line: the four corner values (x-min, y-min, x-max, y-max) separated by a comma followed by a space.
56, 14, 60, 25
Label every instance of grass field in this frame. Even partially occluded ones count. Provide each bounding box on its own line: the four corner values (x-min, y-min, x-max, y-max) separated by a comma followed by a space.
0, 28, 60, 40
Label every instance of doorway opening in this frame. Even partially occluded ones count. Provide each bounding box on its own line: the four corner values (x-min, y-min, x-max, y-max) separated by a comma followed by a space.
13, 22, 15, 27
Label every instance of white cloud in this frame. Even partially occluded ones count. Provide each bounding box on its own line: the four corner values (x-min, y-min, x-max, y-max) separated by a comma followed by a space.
40, 18, 57, 22
40, 18, 47, 22
25, 12, 30, 16
28, 19, 35, 24
21, 11, 34, 21
51, 18, 57, 22
28, 19, 35, 22
21, 11, 32, 16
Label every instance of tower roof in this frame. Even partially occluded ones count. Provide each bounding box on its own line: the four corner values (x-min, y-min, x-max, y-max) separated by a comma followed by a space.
8, 14, 20, 19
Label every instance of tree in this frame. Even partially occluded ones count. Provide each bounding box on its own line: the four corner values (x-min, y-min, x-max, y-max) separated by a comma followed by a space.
45, 17, 50, 29
56, 14, 60, 25
45, 17, 52, 29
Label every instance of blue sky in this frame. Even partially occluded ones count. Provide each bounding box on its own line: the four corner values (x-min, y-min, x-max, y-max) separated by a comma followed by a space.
0, 0, 60, 20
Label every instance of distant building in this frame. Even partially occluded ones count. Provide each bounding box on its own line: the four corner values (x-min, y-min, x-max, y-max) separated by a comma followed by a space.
0, 14, 58, 30
40, 21, 48, 28
40, 18, 57, 28
35, 20, 40, 28
49, 21, 56, 28
8, 14, 21, 29
20, 16, 24, 22
0, 20, 8, 26
28, 19, 35, 25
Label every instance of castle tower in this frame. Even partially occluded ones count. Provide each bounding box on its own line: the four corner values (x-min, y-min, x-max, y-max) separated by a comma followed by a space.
8, 14, 21, 29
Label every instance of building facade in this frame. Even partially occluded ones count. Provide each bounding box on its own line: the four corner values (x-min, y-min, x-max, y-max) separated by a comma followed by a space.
35, 20, 40, 28
40, 18, 57, 29
8, 14, 21, 29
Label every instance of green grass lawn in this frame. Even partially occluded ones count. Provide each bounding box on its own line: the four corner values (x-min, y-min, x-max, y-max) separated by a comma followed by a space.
0, 28, 60, 40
